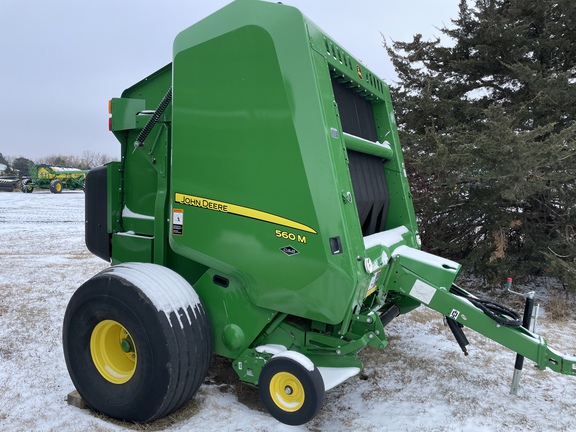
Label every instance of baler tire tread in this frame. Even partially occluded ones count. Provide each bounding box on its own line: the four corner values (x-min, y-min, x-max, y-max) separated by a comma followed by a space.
62, 263, 212, 423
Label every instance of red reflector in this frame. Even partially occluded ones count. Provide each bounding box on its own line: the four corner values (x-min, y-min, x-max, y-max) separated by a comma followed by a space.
108, 117, 112, 131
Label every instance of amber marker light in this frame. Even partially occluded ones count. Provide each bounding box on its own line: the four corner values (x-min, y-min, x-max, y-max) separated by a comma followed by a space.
108, 100, 112, 131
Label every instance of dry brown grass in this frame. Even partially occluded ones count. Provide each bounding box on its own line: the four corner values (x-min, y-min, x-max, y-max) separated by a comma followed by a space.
545, 290, 573, 322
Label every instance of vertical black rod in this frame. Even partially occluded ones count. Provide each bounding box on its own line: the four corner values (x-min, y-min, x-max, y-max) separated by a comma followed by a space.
514, 296, 535, 370
511, 294, 535, 396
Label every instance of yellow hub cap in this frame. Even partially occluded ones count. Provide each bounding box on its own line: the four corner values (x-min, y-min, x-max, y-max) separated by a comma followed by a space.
90, 320, 137, 384
269, 372, 305, 412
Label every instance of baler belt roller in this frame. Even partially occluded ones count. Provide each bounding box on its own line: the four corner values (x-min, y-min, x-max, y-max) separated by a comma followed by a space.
343, 132, 393, 160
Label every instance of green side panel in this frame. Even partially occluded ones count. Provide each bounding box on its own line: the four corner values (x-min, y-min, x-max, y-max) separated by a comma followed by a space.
193, 269, 277, 358
111, 232, 153, 264
165, 250, 209, 289
109, 98, 145, 132
170, 6, 362, 325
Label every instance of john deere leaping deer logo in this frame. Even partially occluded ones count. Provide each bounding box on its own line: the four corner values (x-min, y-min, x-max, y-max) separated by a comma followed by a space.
356, 64, 363, 80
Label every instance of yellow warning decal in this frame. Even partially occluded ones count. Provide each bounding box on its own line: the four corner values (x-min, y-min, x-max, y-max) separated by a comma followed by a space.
174, 193, 317, 234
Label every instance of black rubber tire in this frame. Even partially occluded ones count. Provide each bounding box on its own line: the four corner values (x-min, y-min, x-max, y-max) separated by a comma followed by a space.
258, 355, 325, 426
49, 179, 62, 193
62, 263, 212, 422
21, 180, 33, 193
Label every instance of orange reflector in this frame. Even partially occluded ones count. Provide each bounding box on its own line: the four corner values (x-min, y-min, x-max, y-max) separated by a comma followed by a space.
108, 100, 112, 114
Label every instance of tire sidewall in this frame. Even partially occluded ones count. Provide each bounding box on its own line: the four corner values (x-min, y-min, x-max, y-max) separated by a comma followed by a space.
258, 357, 325, 426
63, 272, 174, 422
50, 179, 62, 193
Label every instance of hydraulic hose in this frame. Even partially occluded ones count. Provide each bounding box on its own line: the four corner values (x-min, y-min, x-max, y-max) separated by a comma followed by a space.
450, 284, 521, 328
134, 87, 173, 148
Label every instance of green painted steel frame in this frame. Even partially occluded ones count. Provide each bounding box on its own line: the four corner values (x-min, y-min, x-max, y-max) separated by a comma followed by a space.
386, 246, 576, 376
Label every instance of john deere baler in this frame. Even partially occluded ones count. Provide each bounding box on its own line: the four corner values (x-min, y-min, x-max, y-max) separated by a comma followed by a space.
63, 0, 576, 426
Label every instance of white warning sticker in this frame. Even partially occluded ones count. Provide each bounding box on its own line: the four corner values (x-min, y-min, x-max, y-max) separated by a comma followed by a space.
449, 309, 460, 320
172, 208, 183, 236
409, 279, 436, 305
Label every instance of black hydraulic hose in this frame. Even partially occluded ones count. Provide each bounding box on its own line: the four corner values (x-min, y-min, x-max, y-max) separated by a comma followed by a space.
450, 284, 522, 328
134, 87, 173, 148
469, 298, 522, 327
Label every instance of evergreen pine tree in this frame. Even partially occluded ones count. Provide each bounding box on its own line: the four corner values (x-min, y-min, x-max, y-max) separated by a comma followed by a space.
386, 0, 576, 286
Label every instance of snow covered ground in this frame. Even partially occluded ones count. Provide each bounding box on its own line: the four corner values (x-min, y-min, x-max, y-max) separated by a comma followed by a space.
1, 191, 575, 431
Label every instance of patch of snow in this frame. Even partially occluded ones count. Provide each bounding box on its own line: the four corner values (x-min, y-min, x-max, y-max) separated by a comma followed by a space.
122, 206, 154, 220
50, 166, 82, 172
393, 244, 460, 272
272, 351, 315, 372
108, 262, 200, 328
256, 344, 288, 355
364, 225, 409, 249
115, 231, 149, 238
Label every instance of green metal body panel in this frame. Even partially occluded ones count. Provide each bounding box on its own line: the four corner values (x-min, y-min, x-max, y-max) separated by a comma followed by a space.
169, 1, 417, 327
100, 0, 576, 391
194, 269, 277, 358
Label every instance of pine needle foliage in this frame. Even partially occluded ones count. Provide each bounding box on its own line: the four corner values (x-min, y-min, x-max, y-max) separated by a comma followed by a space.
385, 0, 576, 286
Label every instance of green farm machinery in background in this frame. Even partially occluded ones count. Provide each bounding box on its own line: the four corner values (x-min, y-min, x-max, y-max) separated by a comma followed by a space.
21, 164, 87, 193
62, 0, 576, 426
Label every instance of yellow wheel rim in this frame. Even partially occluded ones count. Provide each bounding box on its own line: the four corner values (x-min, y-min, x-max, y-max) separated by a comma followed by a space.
269, 372, 305, 412
90, 320, 137, 384
56, 183, 62, 192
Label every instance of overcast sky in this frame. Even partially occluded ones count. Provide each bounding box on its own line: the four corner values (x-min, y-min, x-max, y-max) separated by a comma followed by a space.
0, 0, 459, 161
